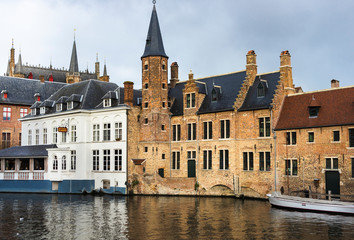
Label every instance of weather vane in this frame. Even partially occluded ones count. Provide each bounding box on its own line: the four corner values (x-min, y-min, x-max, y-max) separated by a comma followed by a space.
153, 0, 156, 4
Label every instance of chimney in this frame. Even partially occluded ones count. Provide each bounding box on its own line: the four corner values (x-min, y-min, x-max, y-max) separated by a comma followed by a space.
124, 81, 134, 107
39, 75, 45, 83
280, 50, 294, 92
170, 62, 179, 88
246, 50, 257, 87
331, 79, 339, 88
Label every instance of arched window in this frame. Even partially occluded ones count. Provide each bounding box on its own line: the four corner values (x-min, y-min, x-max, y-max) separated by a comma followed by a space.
257, 83, 265, 97
144, 61, 148, 70
62, 156, 67, 170
53, 156, 58, 170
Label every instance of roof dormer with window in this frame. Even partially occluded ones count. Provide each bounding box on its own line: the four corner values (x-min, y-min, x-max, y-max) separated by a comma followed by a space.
1, 90, 8, 100
101, 91, 118, 108
308, 95, 321, 118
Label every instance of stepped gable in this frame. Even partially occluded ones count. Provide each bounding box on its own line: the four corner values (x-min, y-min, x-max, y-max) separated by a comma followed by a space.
0, 76, 65, 105
169, 71, 247, 116
238, 71, 280, 111
275, 86, 354, 130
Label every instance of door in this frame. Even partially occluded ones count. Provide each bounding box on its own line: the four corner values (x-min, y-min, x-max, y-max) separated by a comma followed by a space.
325, 171, 340, 198
188, 160, 196, 178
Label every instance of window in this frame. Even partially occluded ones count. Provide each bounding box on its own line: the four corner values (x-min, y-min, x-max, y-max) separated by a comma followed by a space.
5, 159, 15, 170
186, 93, 195, 108
352, 158, 354, 178
162, 83, 166, 89
144, 118, 148, 125
35, 129, 39, 145
286, 132, 297, 145
172, 124, 181, 141
144, 64, 148, 70
219, 150, 229, 170
61, 132, 66, 143
220, 120, 230, 139
103, 150, 110, 171
67, 101, 73, 110
211, 88, 217, 102
162, 153, 166, 160
103, 123, 111, 141
115, 122, 122, 140
3, 107, 11, 120
28, 130, 32, 145
333, 131, 340, 142
144, 83, 148, 89
2, 132, 10, 148
259, 152, 271, 171
71, 125, 77, 142
62, 156, 67, 170
20, 159, 29, 171
93, 124, 100, 141
285, 159, 298, 176
187, 151, 196, 160
308, 132, 314, 143
93, 150, 99, 170
144, 102, 148, 108
203, 121, 212, 140
32, 108, 37, 116
309, 106, 320, 117
187, 123, 196, 140
115, 149, 122, 171
40, 107, 46, 115
71, 150, 76, 170
203, 150, 212, 170
34, 158, 44, 171
162, 64, 166, 70
172, 151, 180, 170
162, 102, 166, 108
326, 157, 338, 169
257, 83, 265, 97
43, 128, 47, 144
19, 133, 21, 146
53, 156, 58, 170
161, 124, 165, 131
349, 129, 354, 147
20, 108, 28, 118
56, 104, 62, 112
259, 117, 270, 137
103, 99, 111, 107
144, 147, 148, 152
53, 127, 58, 143
243, 152, 254, 171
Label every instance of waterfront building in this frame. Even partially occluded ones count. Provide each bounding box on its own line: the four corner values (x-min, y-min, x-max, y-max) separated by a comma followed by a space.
126, 4, 302, 198
0, 79, 141, 193
274, 82, 354, 198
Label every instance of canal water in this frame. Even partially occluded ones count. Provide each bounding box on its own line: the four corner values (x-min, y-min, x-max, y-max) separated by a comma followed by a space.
0, 194, 353, 240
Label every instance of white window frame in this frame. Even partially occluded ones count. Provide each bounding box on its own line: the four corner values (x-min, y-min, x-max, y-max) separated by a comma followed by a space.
172, 151, 180, 170
28, 130, 32, 145
53, 156, 58, 171
285, 159, 298, 176
43, 128, 47, 144
103, 99, 111, 108
35, 129, 39, 145
103, 149, 110, 171
115, 122, 122, 140
62, 155, 67, 170
203, 150, 212, 170
93, 150, 99, 171
71, 150, 76, 171
67, 101, 73, 110
220, 119, 230, 139
186, 93, 196, 108
56, 104, 62, 112
103, 123, 111, 141
93, 124, 100, 141
20, 108, 28, 118
219, 149, 229, 170
71, 125, 77, 142
114, 149, 123, 171
53, 127, 58, 143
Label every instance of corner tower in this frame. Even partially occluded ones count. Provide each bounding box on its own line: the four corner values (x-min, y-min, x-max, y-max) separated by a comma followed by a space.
66, 38, 81, 84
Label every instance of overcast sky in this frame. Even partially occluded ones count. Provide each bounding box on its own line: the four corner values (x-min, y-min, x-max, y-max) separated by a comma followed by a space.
0, 0, 353, 91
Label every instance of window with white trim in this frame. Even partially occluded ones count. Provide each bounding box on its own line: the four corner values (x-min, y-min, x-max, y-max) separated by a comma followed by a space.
285, 159, 298, 176
61, 132, 67, 143
71, 150, 76, 170
67, 101, 73, 110
259, 117, 270, 137
187, 123, 196, 141
259, 152, 270, 171
203, 121, 212, 140
56, 104, 62, 112
103, 123, 111, 141
203, 150, 212, 170
28, 130, 32, 145
103, 149, 110, 171
35, 129, 39, 145
93, 124, 100, 141
3, 107, 11, 120
53, 127, 58, 143
326, 157, 338, 169
103, 99, 111, 108
186, 93, 195, 108
172, 151, 180, 170
286, 132, 297, 145
40, 107, 45, 115
71, 125, 77, 142
62, 155, 67, 170
333, 131, 340, 142
20, 108, 28, 118
93, 150, 99, 171
243, 152, 253, 171
220, 120, 230, 139
115, 149, 122, 171
172, 124, 181, 141
219, 149, 229, 170
43, 128, 47, 144
53, 156, 58, 170
115, 122, 122, 140
308, 132, 314, 143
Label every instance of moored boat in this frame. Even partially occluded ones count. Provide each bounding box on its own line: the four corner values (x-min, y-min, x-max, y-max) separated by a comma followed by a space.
267, 192, 354, 215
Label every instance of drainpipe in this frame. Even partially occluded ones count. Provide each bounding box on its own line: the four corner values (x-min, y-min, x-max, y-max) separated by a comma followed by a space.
125, 109, 129, 194
270, 105, 277, 192
169, 114, 172, 177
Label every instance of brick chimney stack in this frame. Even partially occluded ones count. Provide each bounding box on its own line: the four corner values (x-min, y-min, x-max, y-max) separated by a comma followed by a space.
246, 50, 257, 87
280, 50, 294, 93
170, 62, 179, 88
331, 79, 339, 88
124, 81, 134, 107
39, 75, 45, 83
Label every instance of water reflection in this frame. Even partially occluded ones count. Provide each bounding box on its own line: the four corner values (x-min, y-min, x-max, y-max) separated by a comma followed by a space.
0, 194, 353, 240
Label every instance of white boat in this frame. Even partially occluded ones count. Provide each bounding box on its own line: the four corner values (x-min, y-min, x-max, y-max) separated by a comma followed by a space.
267, 192, 354, 215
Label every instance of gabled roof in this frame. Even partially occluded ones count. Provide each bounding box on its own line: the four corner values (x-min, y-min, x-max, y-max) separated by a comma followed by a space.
0, 76, 65, 106
0, 144, 57, 158
238, 72, 280, 111
169, 71, 247, 116
275, 86, 354, 130
141, 5, 168, 59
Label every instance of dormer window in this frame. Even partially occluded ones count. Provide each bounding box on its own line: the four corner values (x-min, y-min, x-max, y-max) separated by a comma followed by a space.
32, 108, 37, 115
67, 101, 73, 110
186, 93, 196, 108
103, 99, 111, 108
56, 104, 62, 112
40, 107, 46, 115
34, 93, 41, 102
309, 106, 320, 118
1, 90, 8, 100
211, 88, 217, 102
257, 83, 265, 97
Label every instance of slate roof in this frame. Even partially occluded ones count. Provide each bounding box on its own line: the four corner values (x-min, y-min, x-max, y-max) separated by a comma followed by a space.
169, 71, 247, 116
141, 5, 168, 59
69, 40, 79, 73
275, 86, 354, 130
238, 72, 280, 111
0, 144, 57, 158
0, 76, 66, 106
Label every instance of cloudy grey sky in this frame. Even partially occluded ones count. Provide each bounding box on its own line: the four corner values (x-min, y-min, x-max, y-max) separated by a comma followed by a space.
1, 0, 353, 91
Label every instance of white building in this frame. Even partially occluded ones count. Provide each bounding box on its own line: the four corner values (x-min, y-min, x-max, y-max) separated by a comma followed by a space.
0, 79, 141, 194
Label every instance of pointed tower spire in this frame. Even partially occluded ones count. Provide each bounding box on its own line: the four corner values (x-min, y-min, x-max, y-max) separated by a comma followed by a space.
15, 50, 23, 74
103, 59, 107, 76
69, 39, 79, 73
141, 4, 168, 59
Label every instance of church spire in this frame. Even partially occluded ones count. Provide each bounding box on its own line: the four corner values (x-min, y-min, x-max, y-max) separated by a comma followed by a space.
141, 3, 168, 59
69, 39, 79, 73
15, 50, 23, 74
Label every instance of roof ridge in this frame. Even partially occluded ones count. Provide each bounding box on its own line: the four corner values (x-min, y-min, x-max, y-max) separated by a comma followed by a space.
176, 70, 247, 84
289, 85, 354, 96
82, 80, 93, 106
256, 70, 280, 76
